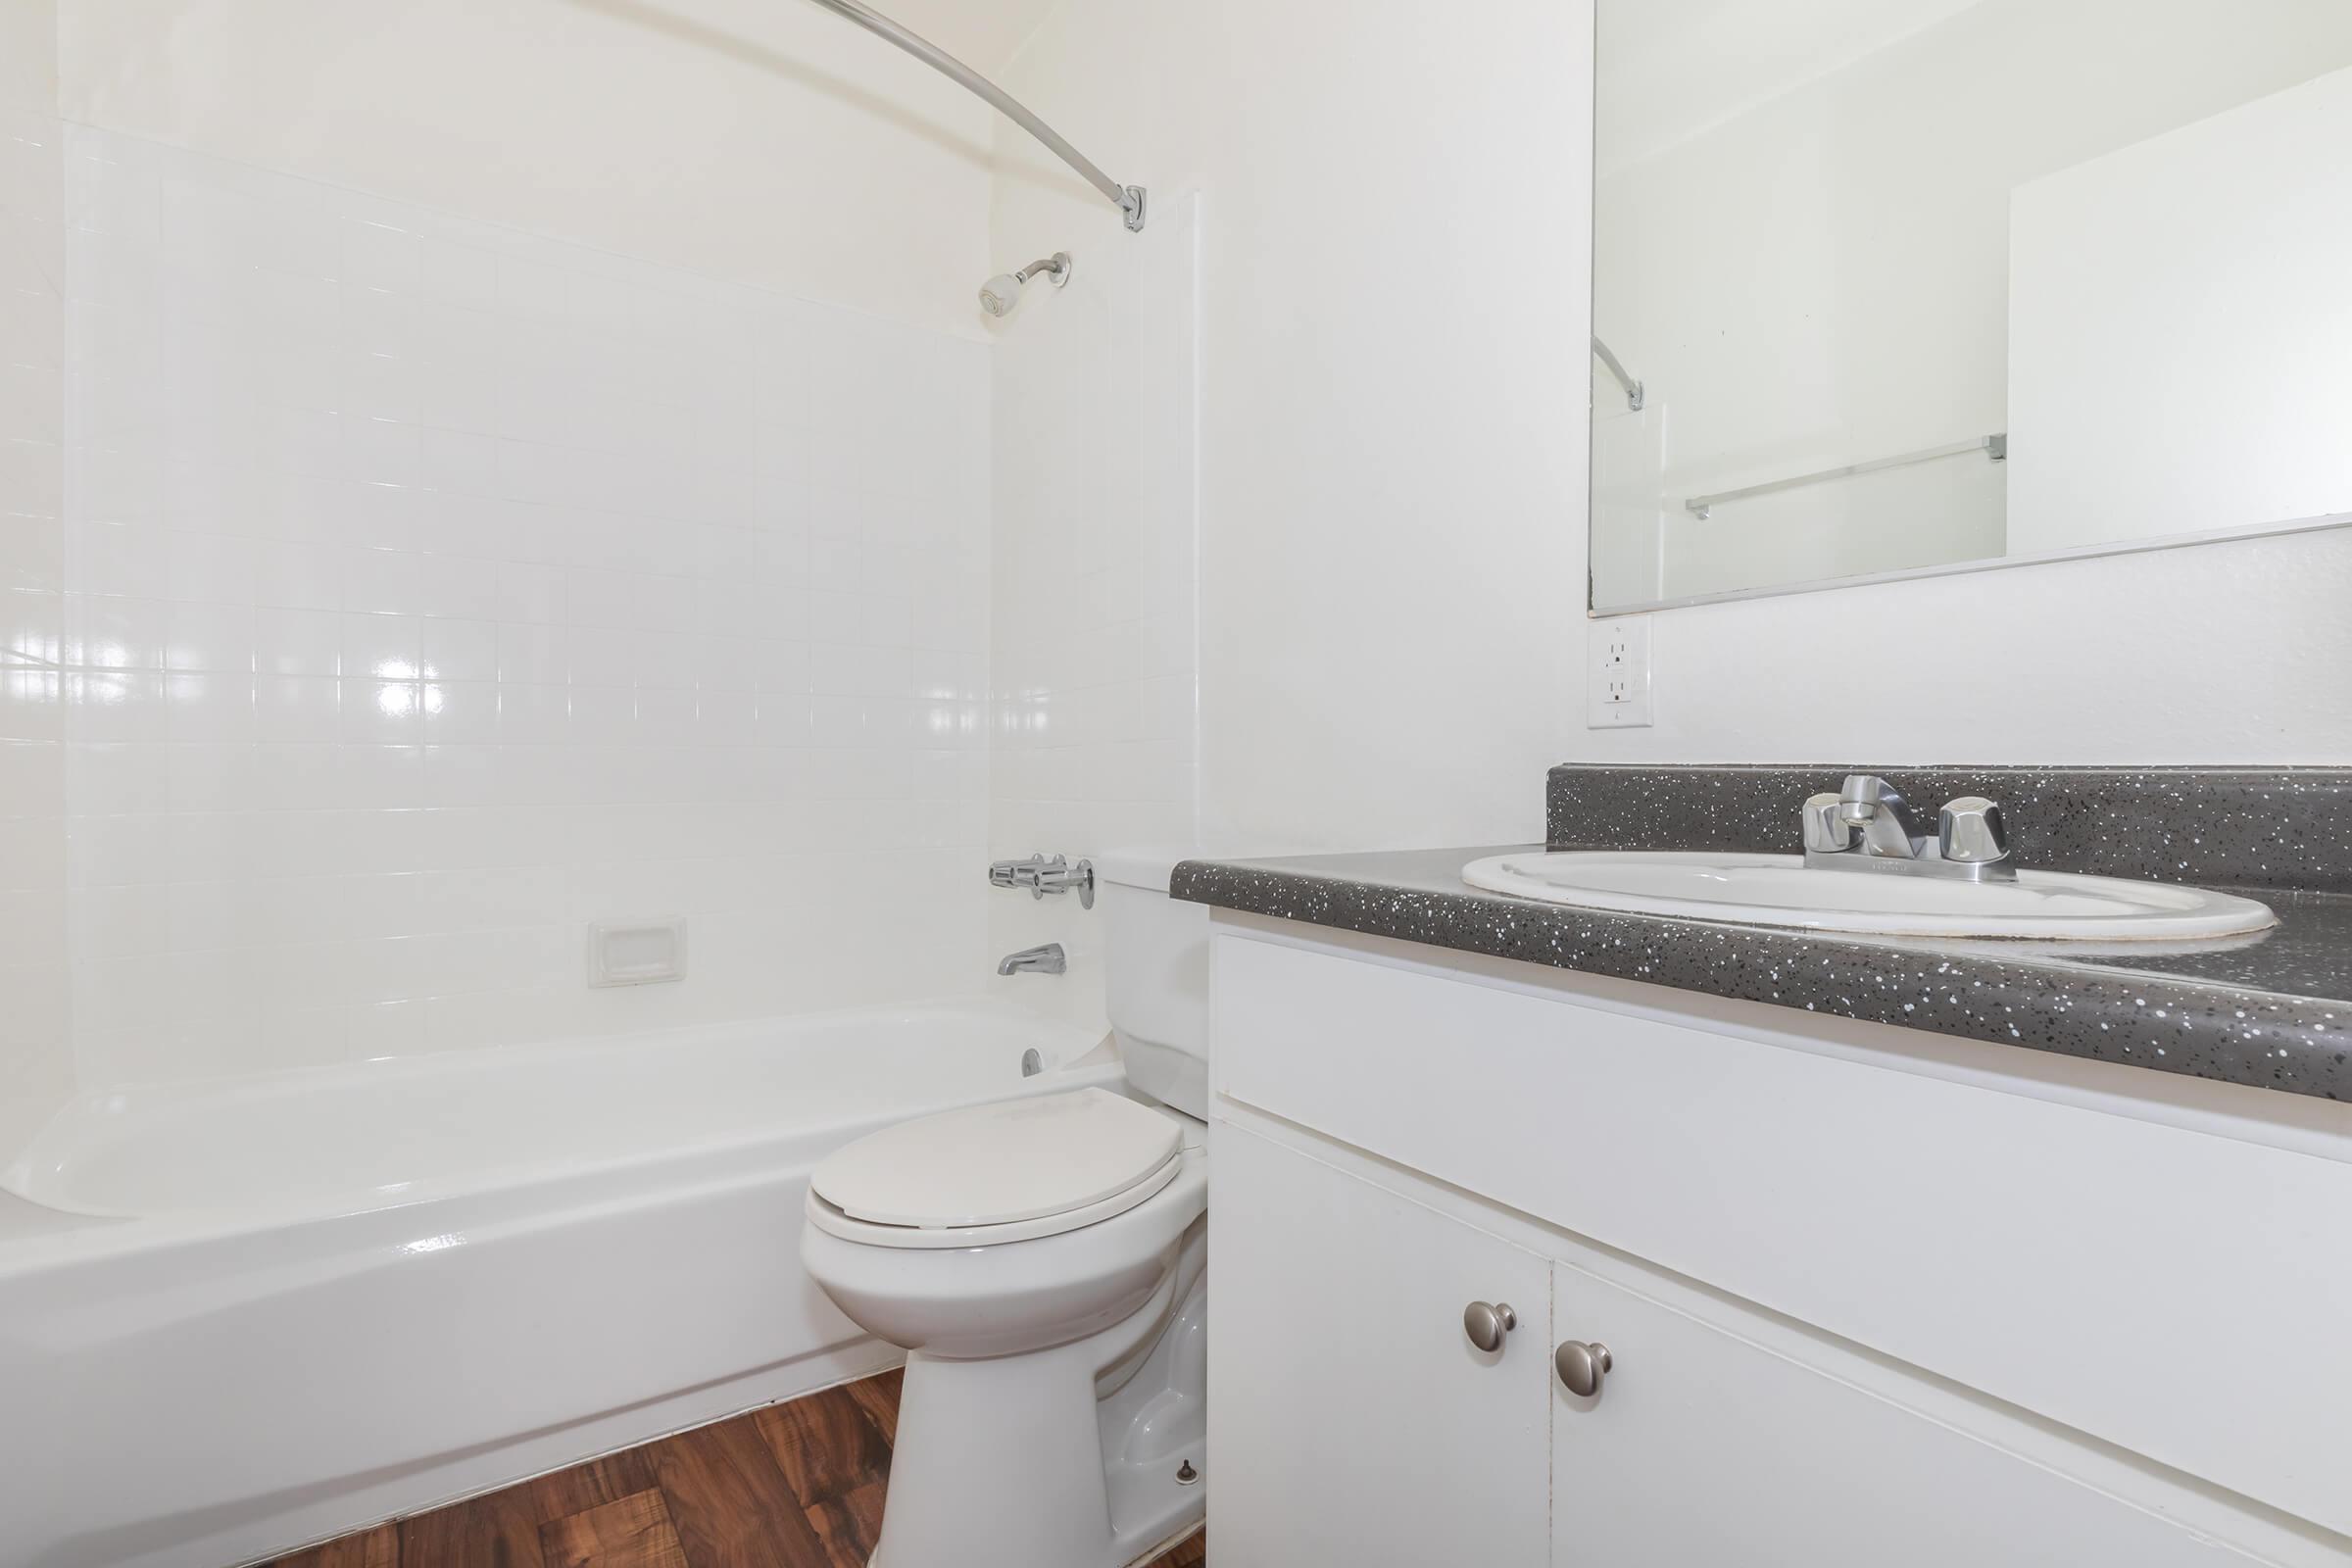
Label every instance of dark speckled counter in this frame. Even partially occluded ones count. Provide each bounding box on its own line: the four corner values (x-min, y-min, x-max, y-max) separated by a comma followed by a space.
1545, 765, 2352, 893
1173, 766, 2352, 1102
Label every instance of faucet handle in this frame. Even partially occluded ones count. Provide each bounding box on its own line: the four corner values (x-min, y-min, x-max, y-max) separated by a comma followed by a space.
987, 854, 1095, 909
1936, 797, 2011, 865
1803, 793, 1857, 854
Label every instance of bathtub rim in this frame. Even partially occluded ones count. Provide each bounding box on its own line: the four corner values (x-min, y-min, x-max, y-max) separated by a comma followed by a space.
0, 998, 1118, 1269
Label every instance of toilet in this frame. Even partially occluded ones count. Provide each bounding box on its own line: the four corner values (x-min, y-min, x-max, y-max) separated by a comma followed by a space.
801, 851, 1209, 1568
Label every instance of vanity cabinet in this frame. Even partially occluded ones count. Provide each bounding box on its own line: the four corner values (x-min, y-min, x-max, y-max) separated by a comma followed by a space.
1213, 1125, 2252, 1567
1546, 1259, 2245, 1567
1206, 920, 2352, 1567
1212, 1125, 1550, 1563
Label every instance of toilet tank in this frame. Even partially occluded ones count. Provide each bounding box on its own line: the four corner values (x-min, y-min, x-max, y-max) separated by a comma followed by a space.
1097, 850, 1210, 1120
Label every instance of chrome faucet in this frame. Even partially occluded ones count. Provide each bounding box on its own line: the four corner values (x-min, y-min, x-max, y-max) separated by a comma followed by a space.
1802, 774, 2016, 882
1827, 774, 1931, 858
988, 855, 1095, 909
998, 943, 1067, 976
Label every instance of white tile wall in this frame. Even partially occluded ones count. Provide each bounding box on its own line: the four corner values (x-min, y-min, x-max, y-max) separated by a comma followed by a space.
0, 7, 72, 1159
985, 192, 1200, 1026
59, 125, 995, 1086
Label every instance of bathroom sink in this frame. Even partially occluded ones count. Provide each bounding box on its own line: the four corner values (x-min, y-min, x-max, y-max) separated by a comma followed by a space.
1460, 851, 2277, 941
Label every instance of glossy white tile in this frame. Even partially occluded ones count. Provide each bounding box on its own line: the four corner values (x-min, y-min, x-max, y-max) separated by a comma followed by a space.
57, 125, 994, 1085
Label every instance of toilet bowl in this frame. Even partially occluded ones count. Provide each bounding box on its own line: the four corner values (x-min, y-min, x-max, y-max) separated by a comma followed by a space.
800, 852, 1210, 1568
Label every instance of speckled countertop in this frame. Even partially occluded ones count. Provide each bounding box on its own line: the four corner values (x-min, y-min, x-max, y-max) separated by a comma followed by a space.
1172, 845, 2351, 1101
1173, 760, 2352, 1102
1544, 765, 2352, 894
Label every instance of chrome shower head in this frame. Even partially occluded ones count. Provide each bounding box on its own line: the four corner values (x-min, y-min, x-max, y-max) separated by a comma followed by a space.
979, 273, 1023, 318
979, 251, 1073, 318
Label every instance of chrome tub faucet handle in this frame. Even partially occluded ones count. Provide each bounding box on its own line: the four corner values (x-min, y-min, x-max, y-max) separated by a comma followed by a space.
988, 855, 1095, 909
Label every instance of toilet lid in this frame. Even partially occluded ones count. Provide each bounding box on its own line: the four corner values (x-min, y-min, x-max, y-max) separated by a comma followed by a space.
810, 1088, 1184, 1230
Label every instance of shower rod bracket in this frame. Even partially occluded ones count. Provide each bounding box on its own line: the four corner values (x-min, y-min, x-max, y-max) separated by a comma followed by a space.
1120, 184, 1148, 233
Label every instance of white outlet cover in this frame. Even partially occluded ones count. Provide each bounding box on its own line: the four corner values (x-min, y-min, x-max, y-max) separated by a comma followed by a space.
1587, 617, 1653, 728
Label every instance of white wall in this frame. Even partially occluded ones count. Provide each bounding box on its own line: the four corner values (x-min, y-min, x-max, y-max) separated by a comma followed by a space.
2009, 63, 2352, 555
987, 0, 2352, 803
1592, 0, 2352, 603
56, 125, 995, 1087
988, 0, 1589, 860
55, 0, 999, 339
0, 0, 72, 1158
1595, 523, 2352, 764
981, 179, 1199, 1022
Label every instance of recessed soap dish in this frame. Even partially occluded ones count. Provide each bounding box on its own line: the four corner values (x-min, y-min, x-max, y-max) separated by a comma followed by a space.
588, 919, 689, 987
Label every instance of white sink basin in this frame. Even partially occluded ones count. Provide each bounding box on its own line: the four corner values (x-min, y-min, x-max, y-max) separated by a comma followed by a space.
1461, 851, 2278, 941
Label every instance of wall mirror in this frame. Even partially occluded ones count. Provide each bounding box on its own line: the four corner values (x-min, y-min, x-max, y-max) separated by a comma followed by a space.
1589, 0, 2352, 613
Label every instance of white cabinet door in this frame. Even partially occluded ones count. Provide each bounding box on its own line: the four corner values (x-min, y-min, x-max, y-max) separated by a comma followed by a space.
1548, 1260, 2254, 1567
1216, 931, 2352, 1536
1210, 1124, 1551, 1566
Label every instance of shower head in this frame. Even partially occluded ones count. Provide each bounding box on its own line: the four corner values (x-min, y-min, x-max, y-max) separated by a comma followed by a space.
980, 252, 1073, 318
978, 273, 1023, 318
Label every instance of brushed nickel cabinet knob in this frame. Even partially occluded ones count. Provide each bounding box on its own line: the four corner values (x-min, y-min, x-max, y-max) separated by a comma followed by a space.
1462, 1300, 1517, 1353
1555, 1339, 1613, 1397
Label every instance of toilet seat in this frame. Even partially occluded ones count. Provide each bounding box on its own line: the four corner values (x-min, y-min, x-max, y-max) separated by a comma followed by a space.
808, 1088, 1185, 1250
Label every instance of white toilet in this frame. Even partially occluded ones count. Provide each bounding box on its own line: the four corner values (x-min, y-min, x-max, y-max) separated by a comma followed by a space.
801, 852, 1209, 1568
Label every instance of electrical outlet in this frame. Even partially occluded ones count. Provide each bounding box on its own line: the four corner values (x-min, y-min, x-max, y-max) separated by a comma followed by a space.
1587, 617, 1653, 728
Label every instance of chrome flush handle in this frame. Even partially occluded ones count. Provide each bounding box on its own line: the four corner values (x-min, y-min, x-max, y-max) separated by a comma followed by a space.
1462, 1300, 1517, 1353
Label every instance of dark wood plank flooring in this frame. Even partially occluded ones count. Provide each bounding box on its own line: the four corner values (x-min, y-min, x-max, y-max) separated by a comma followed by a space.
265, 1369, 1205, 1568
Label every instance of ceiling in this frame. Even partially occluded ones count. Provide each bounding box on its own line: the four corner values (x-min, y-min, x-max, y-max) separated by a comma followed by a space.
873, 0, 1067, 74
1597, 0, 1986, 173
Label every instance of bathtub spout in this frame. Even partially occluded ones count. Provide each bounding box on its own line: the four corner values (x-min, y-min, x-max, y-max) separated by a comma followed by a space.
998, 944, 1066, 977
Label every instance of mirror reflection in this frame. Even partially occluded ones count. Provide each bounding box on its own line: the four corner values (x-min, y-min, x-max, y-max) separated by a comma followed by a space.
1589, 0, 2352, 611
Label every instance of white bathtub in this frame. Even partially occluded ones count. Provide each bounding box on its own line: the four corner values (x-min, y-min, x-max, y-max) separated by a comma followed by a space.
0, 1004, 1116, 1568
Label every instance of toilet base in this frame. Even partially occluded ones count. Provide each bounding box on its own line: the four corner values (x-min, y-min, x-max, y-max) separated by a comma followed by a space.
869, 1223, 1206, 1568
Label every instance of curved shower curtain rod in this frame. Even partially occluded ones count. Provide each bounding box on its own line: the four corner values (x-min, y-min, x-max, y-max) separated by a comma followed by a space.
804, 0, 1148, 231
1592, 336, 1643, 413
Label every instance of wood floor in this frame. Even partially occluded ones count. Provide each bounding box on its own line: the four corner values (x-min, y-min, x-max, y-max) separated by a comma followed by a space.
263, 1369, 1205, 1568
